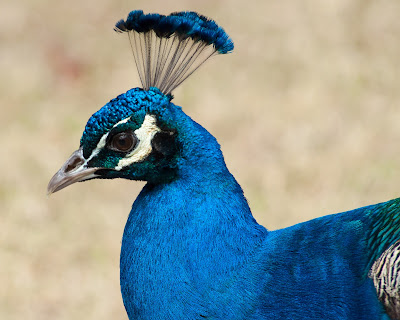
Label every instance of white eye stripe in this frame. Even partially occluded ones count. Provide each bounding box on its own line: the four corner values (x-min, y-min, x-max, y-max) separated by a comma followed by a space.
84, 114, 161, 170
85, 116, 132, 163
115, 114, 160, 171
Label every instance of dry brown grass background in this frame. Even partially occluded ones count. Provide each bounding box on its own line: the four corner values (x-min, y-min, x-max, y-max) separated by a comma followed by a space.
2, 0, 400, 319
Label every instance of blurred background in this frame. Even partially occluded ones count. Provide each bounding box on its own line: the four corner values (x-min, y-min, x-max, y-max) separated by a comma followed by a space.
1, 0, 400, 319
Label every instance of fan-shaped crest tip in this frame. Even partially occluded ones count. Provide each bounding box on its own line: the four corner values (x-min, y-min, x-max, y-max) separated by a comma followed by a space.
114, 10, 234, 95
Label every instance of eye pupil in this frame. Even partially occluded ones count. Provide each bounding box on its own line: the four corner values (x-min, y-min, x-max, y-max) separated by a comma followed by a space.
108, 130, 137, 152
117, 137, 127, 146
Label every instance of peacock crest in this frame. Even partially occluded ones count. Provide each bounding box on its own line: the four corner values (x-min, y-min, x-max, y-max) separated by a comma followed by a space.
114, 10, 234, 95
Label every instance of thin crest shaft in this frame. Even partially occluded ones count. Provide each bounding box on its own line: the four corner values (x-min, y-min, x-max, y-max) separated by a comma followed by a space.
115, 11, 233, 95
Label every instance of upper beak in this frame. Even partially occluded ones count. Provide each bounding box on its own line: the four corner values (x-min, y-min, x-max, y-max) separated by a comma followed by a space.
47, 148, 99, 195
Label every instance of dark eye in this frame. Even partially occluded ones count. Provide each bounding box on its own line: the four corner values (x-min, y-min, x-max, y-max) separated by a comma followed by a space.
107, 130, 137, 152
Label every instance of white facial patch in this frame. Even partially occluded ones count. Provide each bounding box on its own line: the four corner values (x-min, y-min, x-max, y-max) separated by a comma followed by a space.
115, 114, 160, 171
86, 116, 132, 163
83, 114, 160, 171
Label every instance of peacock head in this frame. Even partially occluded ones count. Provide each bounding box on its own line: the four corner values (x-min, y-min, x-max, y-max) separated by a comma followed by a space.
47, 10, 233, 194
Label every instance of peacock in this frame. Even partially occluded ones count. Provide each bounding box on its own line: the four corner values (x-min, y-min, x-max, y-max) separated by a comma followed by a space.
48, 10, 400, 320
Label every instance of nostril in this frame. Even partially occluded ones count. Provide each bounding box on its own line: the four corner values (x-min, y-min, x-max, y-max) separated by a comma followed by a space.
65, 157, 84, 172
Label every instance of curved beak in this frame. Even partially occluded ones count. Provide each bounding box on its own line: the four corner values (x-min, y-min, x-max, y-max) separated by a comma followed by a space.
47, 148, 99, 195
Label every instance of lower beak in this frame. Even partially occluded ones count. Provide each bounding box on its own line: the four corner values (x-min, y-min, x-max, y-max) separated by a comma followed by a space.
47, 148, 99, 195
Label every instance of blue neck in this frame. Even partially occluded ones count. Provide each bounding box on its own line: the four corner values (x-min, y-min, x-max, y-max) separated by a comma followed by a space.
122, 117, 266, 258
122, 160, 267, 269
119, 117, 267, 318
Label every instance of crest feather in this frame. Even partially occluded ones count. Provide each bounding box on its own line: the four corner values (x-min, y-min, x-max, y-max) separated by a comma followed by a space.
115, 10, 234, 95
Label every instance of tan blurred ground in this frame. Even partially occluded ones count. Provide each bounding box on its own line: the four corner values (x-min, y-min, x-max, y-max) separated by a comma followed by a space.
1, 0, 400, 319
